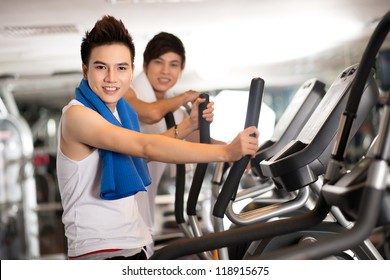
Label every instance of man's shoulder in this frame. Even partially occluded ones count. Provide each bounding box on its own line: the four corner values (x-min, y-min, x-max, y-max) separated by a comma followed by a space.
62, 99, 84, 113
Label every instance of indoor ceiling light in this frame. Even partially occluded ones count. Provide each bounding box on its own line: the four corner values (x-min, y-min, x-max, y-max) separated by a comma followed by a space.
0, 25, 78, 38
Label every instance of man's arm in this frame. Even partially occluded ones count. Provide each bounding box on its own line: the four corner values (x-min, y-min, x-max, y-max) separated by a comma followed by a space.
60, 104, 259, 164
124, 87, 199, 124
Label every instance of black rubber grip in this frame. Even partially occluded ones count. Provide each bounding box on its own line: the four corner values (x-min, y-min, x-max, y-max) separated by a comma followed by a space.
174, 164, 186, 223
198, 93, 211, 144
346, 11, 389, 115
164, 112, 186, 224
213, 77, 264, 218
187, 93, 211, 216
164, 111, 176, 129
333, 11, 390, 160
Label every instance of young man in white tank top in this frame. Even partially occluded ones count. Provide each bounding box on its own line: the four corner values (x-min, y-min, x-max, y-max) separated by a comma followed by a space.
57, 15, 259, 260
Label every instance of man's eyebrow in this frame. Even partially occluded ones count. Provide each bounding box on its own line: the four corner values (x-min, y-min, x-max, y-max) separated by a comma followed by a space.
93, 60, 107, 65
155, 57, 181, 65
117, 62, 130, 66
92, 60, 130, 66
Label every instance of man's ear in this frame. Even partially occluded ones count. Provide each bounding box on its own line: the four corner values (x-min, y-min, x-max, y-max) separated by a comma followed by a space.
82, 64, 88, 79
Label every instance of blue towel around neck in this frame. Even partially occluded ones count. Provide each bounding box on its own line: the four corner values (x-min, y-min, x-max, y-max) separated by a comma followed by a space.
75, 79, 151, 200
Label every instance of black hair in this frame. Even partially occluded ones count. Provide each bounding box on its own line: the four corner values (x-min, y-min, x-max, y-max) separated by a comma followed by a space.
143, 32, 186, 69
80, 15, 135, 66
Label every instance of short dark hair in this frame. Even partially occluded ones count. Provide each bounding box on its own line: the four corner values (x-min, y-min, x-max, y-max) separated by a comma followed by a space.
143, 32, 186, 69
80, 15, 135, 66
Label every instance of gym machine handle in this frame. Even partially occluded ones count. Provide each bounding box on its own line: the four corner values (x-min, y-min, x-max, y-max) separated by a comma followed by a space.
331, 11, 390, 163
213, 77, 264, 218
186, 93, 210, 216
164, 112, 186, 224
198, 93, 211, 144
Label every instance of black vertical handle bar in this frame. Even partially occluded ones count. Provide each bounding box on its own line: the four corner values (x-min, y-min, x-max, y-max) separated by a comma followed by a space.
198, 93, 211, 144
187, 93, 211, 216
332, 11, 390, 161
213, 77, 264, 218
164, 112, 187, 224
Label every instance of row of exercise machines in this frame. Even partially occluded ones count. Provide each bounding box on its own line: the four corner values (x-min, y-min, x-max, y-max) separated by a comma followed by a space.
150, 10, 390, 260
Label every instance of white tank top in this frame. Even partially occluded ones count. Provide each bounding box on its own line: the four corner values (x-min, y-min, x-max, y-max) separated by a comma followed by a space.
57, 100, 152, 257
